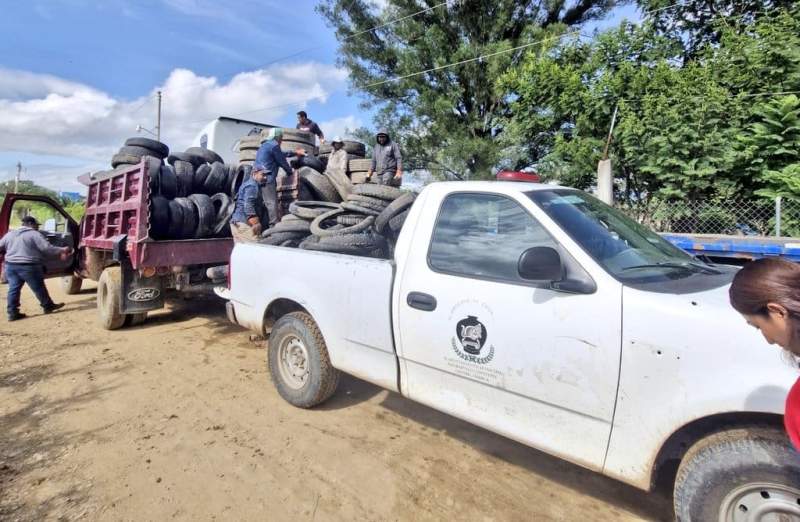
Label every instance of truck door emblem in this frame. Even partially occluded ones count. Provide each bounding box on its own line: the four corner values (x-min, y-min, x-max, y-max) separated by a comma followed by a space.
127, 287, 160, 302
452, 316, 495, 364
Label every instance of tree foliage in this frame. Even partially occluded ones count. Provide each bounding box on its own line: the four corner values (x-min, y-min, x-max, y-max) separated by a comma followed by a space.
317, 0, 624, 178
501, 4, 800, 209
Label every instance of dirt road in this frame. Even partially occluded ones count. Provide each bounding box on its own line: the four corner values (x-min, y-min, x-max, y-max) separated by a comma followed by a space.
0, 280, 673, 521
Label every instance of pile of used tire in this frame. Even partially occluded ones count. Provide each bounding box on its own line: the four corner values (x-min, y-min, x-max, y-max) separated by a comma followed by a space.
259, 183, 416, 259
110, 137, 247, 240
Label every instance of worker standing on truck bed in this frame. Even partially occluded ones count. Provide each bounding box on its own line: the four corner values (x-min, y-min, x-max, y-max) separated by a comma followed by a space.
326, 136, 348, 173
0, 216, 70, 321
729, 257, 800, 450
253, 128, 305, 226
366, 128, 402, 187
296, 111, 325, 144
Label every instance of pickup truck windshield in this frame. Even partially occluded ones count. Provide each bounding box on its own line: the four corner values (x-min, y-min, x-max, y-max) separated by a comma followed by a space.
527, 189, 719, 283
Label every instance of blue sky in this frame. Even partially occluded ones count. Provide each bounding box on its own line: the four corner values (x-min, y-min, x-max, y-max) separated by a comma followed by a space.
0, 0, 639, 192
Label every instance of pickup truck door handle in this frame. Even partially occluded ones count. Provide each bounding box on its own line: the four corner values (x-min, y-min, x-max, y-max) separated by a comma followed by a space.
407, 292, 437, 311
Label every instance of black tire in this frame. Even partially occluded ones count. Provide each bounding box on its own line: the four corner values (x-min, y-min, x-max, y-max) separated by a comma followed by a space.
282, 129, 314, 145
159, 164, 178, 199
126, 312, 148, 327
232, 165, 249, 197
149, 196, 170, 239
144, 156, 162, 194
281, 214, 304, 222
209, 193, 234, 235
124, 137, 169, 157
388, 209, 410, 233
263, 220, 311, 236
267, 311, 340, 408
299, 167, 340, 202
97, 267, 125, 330
304, 232, 388, 257
325, 167, 353, 201
193, 164, 211, 193
318, 143, 333, 155
119, 145, 162, 159
61, 275, 82, 295
282, 141, 316, 157
348, 158, 372, 172
353, 183, 404, 201
204, 162, 228, 195
674, 427, 800, 522
238, 136, 261, 151
168, 152, 205, 169
336, 213, 369, 226
188, 194, 215, 238
167, 199, 185, 238
173, 197, 198, 239
185, 146, 224, 165
300, 156, 325, 172
343, 141, 366, 156
341, 201, 380, 217
311, 208, 374, 238
375, 192, 416, 234
259, 231, 309, 245
111, 153, 141, 168
346, 194, 390, 212
289, 201, 339, 220
239, 149, 257, 162
174, 160, 194, 196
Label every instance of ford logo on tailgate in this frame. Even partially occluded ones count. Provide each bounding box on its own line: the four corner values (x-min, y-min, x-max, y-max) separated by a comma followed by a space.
127, 287, 161, 302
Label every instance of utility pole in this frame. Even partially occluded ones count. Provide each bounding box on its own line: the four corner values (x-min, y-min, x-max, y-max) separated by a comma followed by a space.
14, 161, 21, 193
156, 90, 162, 142
596, 104, 619, 205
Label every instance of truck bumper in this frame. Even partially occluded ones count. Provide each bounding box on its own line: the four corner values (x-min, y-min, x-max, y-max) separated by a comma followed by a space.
225, 301, 238, 326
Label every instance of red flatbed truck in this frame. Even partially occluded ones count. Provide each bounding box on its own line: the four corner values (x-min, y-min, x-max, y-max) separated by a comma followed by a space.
0, 159, 232, 329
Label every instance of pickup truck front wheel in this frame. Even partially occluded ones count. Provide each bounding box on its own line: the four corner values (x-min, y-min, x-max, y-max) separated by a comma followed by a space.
674, 427, 800, 521
268, 312, 340, 408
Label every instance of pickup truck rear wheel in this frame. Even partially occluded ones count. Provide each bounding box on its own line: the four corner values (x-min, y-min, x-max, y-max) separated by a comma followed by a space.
673, 427, 800, 521
97, 267, 125, 330
268, 312, 339, 408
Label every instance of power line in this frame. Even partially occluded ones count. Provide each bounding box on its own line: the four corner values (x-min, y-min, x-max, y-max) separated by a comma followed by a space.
365, 30, 583, 88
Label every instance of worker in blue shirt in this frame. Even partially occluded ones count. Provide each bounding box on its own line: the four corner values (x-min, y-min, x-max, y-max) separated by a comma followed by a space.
253, 128, 305, 226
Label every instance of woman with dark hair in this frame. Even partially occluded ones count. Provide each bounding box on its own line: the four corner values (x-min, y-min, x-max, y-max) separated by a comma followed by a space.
730, 257, 800, 449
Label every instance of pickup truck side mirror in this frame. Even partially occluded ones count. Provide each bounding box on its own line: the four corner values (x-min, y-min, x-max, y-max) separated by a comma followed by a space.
518, 246, 564, 282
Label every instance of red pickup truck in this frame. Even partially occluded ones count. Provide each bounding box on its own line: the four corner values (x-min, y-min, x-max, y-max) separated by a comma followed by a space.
0, 160, 232, 329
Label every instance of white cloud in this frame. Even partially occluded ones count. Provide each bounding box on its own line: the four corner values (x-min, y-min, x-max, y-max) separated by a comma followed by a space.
319, 115, 364, 141
0, 63, 348, 182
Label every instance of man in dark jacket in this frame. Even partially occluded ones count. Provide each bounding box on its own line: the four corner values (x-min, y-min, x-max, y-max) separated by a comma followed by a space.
0, 216, 70, 321
252, 128, 305, 226
296, 111, 325, 143
367, 128, 402, 187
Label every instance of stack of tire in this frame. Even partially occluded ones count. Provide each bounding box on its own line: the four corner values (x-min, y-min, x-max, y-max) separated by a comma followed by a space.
237, 135, 260, 167
259, 183, 416, 259
110, 138, 246, 241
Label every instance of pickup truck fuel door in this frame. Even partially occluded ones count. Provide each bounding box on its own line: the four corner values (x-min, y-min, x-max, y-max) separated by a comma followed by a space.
395, 190, 622, 471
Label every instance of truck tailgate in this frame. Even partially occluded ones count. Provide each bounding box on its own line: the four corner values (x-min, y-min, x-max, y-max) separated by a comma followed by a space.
230, 243, 399, 391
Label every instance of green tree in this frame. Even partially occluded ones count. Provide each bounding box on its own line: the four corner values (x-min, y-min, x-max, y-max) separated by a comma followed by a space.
317, 0, 625, 179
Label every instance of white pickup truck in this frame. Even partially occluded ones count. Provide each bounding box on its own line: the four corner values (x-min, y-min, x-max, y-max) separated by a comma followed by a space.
225, 181, 800, 520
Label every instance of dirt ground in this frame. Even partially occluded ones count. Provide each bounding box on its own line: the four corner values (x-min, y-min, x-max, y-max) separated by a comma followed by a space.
0, 279, 673, 521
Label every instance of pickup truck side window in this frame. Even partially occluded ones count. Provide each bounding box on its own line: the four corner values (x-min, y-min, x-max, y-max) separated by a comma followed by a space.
428, 193, 557, 283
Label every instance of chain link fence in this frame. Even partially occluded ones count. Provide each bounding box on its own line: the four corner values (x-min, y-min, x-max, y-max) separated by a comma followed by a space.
620, 197, 800, 238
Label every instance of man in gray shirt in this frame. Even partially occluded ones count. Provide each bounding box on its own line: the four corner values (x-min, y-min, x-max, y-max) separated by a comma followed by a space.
367, 128, 402, 187
0, 216, 71, 321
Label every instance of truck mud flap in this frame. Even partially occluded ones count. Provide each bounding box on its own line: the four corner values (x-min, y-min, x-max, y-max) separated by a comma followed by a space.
121, 260, 165, 314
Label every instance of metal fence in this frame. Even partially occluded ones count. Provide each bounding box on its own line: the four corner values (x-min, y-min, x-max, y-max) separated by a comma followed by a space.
620, 197, 800, 238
